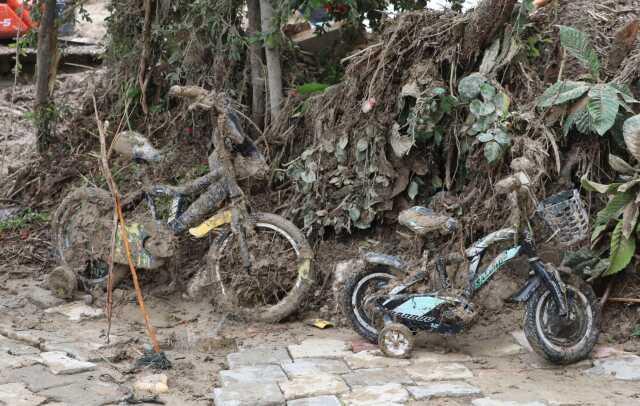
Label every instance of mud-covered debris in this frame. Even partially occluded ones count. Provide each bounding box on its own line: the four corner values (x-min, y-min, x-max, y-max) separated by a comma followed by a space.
133, 374, 169, 394
398, 206, 457, 236
47, 266, 77, 300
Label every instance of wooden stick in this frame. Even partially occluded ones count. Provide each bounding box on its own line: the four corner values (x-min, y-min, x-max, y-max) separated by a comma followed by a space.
93, 96, 161, 353
607, 297, 640, 304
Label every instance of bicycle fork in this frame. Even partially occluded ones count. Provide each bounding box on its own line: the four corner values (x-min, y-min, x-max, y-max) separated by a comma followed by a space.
514, 238, 569, 317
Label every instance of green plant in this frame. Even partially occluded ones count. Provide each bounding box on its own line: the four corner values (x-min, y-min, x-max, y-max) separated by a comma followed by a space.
537, 26, 638, 136
0, 210, 49, 232
296, 82, 330, 95
458, 73, 512, 163
397, 86, 458, 145
582, 114, 640, 277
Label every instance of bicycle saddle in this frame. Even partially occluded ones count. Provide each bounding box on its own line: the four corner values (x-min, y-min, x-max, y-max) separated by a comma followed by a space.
398, 206, 458, 236
112, 131, 162, 163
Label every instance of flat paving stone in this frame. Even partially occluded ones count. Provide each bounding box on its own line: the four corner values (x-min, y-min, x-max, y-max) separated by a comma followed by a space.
288, 338, 351, 359
406, 362, 473, 382
0, 365, 89, 392
342, 367, 414, 387
39, 351, 96, 375
407, 381, 482, 399
586, 355, 640, 381
344, 350, 411, 369
38, 381, 129, 406
220, 365, 288, 386
340, 383, 409, 406
213, 383, 285, 406
44, 302, 104, 322
0, 382, 47, 406
279, 373, 349, 400
472, 398, 547, 406
0, 351, 41, 369
0, 335, 40, 356
228, 347, 292, 368
287, 395, 341, 406
282, 358, 350, 378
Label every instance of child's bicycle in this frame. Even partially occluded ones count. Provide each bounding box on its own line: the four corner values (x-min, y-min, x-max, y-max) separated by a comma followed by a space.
342, 174, 600, 364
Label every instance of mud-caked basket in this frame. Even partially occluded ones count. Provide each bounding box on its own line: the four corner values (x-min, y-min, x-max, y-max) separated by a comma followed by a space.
537, 189, 589, 246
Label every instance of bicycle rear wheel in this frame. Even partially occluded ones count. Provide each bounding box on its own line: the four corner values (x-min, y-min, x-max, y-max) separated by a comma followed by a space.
208, 212, 314, 323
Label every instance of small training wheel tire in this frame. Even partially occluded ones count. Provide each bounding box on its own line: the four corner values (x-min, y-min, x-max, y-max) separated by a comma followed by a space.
379, 323, 414, 359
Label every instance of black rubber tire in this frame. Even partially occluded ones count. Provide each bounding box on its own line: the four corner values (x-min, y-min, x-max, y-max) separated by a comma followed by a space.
524, 278, 600, 365
208, 212, 314, 323
341, 265, 397, 343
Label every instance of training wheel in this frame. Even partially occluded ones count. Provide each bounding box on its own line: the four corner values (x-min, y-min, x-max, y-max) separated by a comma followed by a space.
379, 323, 414, 359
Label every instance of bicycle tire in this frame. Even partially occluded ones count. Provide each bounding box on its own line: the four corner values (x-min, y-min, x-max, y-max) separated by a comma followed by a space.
208, 212, 314, 323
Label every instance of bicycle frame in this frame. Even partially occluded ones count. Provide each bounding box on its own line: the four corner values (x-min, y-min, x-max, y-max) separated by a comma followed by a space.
364, 226, 570, 317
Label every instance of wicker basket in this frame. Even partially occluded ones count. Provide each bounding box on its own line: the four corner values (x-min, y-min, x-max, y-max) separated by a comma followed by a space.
537, 190, 589, 246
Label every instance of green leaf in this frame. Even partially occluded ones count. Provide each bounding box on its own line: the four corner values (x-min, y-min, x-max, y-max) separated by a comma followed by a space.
480, 83, 496, 101
458, 74, 486, 101
296, 82, 329, 95
605, 221, 636, 276
622, 202, 639, 240
623, 114, 640, 162
609, 154, 635, 174
477, 132, 494, 143
537, 81, 591, 108
587, 84, 620, 136
595, 190, 635, 227
618, 179, 640, 193
575, 108, 594, 134
484, 141, 503, 163
493, 92, 511, 118
492, 128, 511, 145
470, 100, 496, 117
610, 83, 639, 104
563, 107, 583, 136
591, 223, 608, 244
558, 25, 601, 79
431, 87, 447, 96
580, 176, 620, 194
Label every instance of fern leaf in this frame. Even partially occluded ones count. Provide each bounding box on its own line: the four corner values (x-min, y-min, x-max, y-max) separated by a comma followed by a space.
558, 25, 601, 79
587, 84, 620, 136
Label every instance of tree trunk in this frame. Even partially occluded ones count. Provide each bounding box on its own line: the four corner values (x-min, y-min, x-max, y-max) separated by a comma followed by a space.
138, 0, 153, 115
259, 0, 283, 121
247, 0, 266, 130
34, 0, 59, 155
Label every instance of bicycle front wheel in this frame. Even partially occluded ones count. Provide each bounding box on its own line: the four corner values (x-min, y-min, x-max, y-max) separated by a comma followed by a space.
208, 212, 314, 323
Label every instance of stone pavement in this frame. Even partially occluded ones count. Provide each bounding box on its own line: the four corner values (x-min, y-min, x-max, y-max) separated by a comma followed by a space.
2, 277, 640, 405
213, 335, 640, 406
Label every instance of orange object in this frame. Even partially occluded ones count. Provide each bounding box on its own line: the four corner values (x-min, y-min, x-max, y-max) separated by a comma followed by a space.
0, 4, 29, 39
8, 0, 35, 29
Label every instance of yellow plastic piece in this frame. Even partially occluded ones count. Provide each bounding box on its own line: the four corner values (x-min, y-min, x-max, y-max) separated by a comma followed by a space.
189, 210, 233, 238
308, 319, 334, 329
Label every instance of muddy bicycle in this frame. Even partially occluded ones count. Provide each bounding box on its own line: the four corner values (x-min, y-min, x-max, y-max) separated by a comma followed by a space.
342, 173, 600, 364
51, 86, 314, 323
